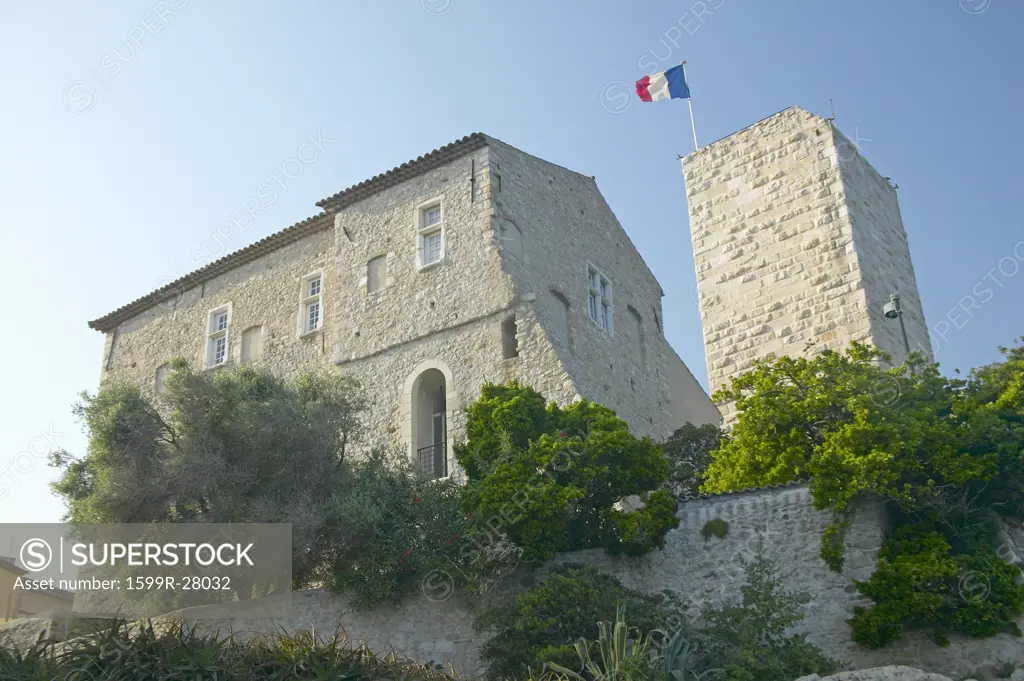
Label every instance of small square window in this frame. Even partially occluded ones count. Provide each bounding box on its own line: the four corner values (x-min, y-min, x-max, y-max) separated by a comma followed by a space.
308, 277, 321, 297
215, 313, 228, 332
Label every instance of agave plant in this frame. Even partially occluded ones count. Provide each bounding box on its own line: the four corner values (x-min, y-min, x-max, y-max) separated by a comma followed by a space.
543, 604, 657, 681
661, 629, 720, 681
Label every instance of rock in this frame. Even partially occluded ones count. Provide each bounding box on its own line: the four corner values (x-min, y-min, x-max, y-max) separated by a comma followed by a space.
1011, 669, 1024, 681
0, 615, 118, 652
0, 617, 56, 652
794, 667, 954, 681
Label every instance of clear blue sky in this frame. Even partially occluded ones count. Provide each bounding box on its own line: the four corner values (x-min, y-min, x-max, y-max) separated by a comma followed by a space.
1, 0, 1021, 525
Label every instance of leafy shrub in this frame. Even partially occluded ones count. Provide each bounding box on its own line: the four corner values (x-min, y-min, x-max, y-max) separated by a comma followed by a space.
457, 382, 679, 563
700, 519, 728, 541
695, 554, 842, 681
530, 555, 838, 681
0, 619, 457, 681
662, 423, 724, 500
313, 449, 475, 609
698, 339, 1024, 647
543, 604, 663, 681
850, 525, 1024, 648
476, 563, 684, 680
49, 361, 367, 602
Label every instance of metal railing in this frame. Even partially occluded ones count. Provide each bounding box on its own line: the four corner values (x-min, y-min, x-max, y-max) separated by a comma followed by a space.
417, 441, 447, 479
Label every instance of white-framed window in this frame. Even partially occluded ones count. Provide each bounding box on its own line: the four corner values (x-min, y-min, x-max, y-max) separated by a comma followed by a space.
416, 199, 445, 268
587, 266, 613, 333
204, 304, 232, 368
298, 270, 323, 335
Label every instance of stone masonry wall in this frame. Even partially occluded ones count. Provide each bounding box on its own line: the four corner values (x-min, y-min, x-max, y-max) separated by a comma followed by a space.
136, 483, 1024, 680
326, 144, 534, 468
834, 127, 933, 363
683, 106, 930, 421
488, 139, 719, 439
100, 219, 336, 390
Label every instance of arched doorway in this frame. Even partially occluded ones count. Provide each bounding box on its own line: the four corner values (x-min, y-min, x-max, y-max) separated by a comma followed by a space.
411, 368, 448, 478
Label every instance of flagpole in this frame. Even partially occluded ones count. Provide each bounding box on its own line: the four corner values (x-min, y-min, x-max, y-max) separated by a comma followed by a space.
681, 60, 698, 150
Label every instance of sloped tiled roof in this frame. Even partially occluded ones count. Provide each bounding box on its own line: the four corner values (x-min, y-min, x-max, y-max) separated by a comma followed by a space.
87, 213, 333, 332
88, 132, 493, 333
316, 132, 489, 212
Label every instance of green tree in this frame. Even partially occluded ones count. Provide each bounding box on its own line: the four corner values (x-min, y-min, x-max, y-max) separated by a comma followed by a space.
699, 340, 1024, 647
455, 382, 680, 563
661, 422, 723, 500
49, 360, 367, 585
313, 448, 477, 609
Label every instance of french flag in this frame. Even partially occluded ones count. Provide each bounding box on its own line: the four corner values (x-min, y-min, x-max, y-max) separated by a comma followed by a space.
635, 65, 691, 102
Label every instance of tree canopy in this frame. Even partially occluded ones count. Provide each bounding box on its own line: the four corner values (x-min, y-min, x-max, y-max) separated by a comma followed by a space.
455, 382, 680, 562
50, 360, 367, 583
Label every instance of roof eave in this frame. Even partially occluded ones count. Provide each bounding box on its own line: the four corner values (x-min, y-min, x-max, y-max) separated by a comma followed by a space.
315, 132, 489, 213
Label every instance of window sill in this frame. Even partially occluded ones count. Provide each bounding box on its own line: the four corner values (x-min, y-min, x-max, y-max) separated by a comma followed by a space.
299, 328, 323, 339
203, 361, 230, 372
417, 259, 445, 272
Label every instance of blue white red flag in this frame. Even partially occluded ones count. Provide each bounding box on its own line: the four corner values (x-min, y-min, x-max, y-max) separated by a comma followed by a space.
635, 65, 690, 102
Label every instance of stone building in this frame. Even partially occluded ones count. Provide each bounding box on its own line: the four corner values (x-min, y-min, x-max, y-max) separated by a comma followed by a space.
683, 106, 932, 420
88, 133, 721, 478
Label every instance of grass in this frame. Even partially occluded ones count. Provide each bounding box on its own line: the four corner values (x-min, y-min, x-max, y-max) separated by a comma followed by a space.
0, 618, 466, 681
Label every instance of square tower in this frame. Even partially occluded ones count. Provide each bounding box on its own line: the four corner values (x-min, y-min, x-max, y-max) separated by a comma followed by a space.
682, 106, 932, 419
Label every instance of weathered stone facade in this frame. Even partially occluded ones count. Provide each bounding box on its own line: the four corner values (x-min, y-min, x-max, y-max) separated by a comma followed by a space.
90, 134, 720, 475
682, 107, 932, 420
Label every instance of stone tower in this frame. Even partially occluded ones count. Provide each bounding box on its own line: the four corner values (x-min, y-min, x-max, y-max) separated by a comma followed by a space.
682, 106, 932, 419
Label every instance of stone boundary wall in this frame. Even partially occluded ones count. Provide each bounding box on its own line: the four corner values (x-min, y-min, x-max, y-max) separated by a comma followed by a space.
8, 484, 1023, 679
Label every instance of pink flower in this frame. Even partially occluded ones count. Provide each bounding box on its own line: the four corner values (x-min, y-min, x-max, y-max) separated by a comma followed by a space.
415, 496, 423, 504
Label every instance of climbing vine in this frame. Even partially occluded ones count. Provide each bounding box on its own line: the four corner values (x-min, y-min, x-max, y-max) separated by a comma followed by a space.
700, 340, 1024, 647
